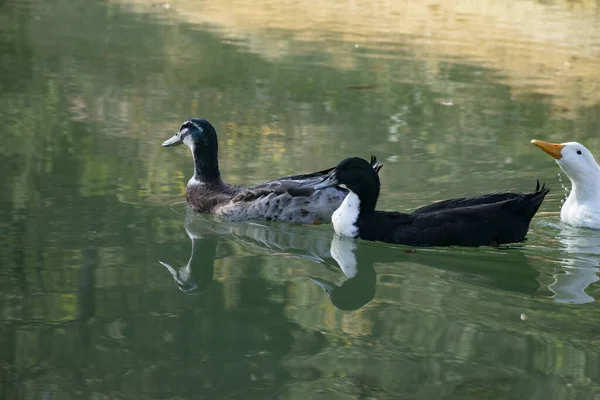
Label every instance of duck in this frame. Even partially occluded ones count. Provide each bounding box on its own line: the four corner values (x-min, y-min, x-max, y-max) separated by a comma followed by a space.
531, 140, 600, 229
162, 118, 383, 224
313, 157, 549, 247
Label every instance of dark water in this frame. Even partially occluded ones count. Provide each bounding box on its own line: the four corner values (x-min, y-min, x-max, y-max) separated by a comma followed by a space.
2, 0, 600, 398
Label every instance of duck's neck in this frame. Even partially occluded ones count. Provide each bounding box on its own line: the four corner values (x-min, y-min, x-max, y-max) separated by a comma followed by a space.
190, 143, 222, 185
567, 167, 600, 206
332, 191, 377, 238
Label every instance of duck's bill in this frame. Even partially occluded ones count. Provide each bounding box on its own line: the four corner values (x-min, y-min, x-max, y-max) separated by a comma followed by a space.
314, 173, 339, 190
162, 134, 183, 147
531, 139, 564, 160
309, 277, 337, 294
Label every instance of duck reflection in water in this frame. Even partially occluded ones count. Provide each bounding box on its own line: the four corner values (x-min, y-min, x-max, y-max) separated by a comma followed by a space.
159, 223, 219, 295
162, 210, 540, 303
549, 225, 600, 304
310, 235, 378, 311
311, 239, 540, 311
160, 208, 338, 294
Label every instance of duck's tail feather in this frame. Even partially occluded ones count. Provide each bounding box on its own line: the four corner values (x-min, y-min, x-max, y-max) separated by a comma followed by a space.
494, 181, 550, 244
524, 180, 550, 218
370, 155, 384, 173
533, 180, 548, 193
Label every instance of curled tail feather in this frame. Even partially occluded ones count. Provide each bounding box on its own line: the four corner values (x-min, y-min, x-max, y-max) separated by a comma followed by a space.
370, 155, 383, 173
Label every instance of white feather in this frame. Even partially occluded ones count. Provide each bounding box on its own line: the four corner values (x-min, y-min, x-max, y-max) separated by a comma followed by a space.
556, 142, 600, 229
332, 192, 360, 237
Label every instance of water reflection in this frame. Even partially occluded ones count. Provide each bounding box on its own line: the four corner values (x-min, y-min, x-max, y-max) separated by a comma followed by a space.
310, 235, 378, 311
77, 246, 98, 346
159, 218, 219, 294
550, 225, 600, 304
160, 208, 337, 294
408, 247, 540, 297
315, 239, 541, 312
163, 209, 542, 313
164, 208, 542, 310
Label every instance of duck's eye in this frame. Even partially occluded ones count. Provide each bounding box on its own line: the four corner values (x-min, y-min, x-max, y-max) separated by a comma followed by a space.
577, 150, 582, 155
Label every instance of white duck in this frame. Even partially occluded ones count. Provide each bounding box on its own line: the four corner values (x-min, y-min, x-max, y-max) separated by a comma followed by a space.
531, 140, 600, 229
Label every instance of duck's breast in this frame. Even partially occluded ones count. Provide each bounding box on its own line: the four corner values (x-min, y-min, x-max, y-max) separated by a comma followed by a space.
186, 183, 240, 213
561, 198, 600, 229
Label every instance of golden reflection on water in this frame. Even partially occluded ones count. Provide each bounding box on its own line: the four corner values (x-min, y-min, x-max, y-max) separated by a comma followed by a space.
122, 0, 600, 116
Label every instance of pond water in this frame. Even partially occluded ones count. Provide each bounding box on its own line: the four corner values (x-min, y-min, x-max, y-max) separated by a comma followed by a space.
2, 0, 600, 398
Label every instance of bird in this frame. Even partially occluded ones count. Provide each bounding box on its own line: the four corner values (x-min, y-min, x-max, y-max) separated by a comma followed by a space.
162, 118, 383, 224
531, 139, 600, 229
313, 157, 549, 247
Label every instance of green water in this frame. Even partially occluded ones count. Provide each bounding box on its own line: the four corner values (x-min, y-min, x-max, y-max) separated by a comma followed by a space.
2, 0, 600, 398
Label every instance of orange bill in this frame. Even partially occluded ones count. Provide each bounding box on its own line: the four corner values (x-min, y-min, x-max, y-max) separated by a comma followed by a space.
531, 139, 565, 160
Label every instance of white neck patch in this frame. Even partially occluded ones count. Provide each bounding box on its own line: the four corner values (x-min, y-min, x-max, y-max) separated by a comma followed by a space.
183, 132, 203, 185
183, 131, 195, 148
332, 192, 360, 237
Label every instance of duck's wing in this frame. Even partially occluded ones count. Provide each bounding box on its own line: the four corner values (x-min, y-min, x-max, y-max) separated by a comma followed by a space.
255, 155, 383, 188
263, 166, 335, 184
361, 185, 549, 246
234, 175, 339, 202
411, 181, 547, 215
219, 157, 383, 224
217, 176, 345, 224
232, 156, 384, 207
410, 193, 518, 215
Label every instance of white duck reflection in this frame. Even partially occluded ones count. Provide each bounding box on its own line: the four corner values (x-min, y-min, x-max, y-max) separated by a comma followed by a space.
549, 225, 600, 304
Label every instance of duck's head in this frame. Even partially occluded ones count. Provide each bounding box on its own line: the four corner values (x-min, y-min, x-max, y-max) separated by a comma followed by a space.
531, 140, 600, 182
314, 157, 380, 205
162, 118, 218, 151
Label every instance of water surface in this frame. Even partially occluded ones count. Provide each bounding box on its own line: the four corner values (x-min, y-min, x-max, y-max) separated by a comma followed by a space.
2, 0, 600, 398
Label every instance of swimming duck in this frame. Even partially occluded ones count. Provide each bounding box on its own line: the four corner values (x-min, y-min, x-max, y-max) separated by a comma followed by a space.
162, 118, 383, 224
314, 157, 549, 247
531, 140, 600, 229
